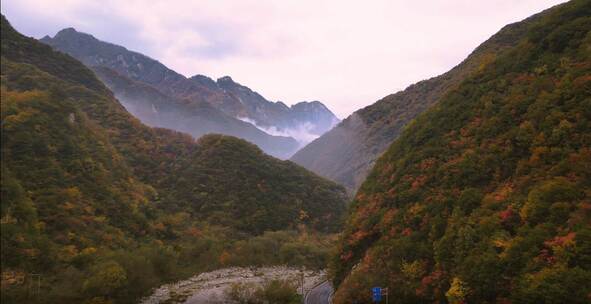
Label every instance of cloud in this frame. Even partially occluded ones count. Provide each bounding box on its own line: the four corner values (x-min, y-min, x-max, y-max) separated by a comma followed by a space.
236, 116, 327, 148
1, 0, 568, 118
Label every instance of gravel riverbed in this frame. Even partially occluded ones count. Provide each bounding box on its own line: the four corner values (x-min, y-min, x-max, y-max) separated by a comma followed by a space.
140, 266, 326, 304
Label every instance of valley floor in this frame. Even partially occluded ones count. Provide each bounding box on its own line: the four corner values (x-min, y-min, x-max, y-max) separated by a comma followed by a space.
140, 266, 325, 304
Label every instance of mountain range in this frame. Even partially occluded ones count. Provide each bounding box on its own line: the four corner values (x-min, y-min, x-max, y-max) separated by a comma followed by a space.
40, 28, 339, 158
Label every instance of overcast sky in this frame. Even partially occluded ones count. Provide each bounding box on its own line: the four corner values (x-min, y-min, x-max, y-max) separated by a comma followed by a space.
2, 0, 567, 118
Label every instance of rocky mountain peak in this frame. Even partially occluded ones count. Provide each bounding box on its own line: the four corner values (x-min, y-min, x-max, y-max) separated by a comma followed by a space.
50, 27, 95, 43
292, 100, 330, 112
190, 74, 218, 90
57, 27, 78, 35
217, 75, 235, 84
276, 101, 290, 110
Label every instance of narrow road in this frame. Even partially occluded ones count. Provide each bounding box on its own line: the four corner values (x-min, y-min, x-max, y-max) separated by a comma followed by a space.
305, 280, 333, 304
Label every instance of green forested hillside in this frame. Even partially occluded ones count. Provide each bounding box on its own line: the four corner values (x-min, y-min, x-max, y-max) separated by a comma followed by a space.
0, 15, 346, 304
159, 134, 346, 234
331, 1, 591, 303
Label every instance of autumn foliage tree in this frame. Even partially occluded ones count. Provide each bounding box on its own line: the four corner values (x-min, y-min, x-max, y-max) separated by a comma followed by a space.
331, 1, 591, 303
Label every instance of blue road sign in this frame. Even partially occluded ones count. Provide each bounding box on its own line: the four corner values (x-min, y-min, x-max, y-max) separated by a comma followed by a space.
372, 287, 382, 302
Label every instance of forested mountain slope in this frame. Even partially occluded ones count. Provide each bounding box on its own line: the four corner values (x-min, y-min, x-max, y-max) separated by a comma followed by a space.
331, 1, 591, 303
291, 3, 555, 193
1, 15, 347, 303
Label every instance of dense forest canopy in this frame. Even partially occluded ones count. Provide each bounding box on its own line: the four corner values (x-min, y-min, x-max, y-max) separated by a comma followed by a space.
331, 1, 591, 303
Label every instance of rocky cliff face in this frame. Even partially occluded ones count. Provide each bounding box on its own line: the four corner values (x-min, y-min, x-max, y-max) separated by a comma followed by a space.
40, 29, 339, 154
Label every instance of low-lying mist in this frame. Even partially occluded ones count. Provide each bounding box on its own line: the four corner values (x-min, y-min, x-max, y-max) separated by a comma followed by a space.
237, 116, 336, 148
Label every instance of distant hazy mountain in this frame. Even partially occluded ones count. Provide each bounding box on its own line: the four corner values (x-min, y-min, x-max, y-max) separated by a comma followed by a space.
291, 2, 544, 192
40, 28, 339, 155
214, 75, 340, 140
91, 66, 299, 158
